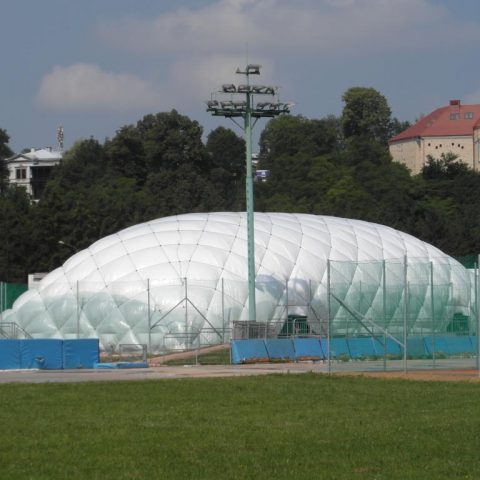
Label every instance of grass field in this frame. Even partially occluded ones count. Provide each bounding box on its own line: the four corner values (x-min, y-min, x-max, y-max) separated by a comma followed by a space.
1, 374, 479, 479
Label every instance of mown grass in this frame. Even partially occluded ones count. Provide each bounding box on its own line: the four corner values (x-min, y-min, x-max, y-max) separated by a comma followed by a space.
0, 374, 479, 479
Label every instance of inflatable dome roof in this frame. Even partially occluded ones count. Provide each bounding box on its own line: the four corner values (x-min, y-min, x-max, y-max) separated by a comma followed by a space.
1, 213, 470, 352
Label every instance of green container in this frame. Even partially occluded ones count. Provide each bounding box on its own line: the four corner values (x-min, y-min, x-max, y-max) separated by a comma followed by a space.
279, 315, 310, 337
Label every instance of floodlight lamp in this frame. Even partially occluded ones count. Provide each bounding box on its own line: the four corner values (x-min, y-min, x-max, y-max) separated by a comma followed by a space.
233, 101, 247, 108
246, 64, 261, 74
256, 102, 271, 109
237, 84, 251, 93
222, 84, 236, 93
206, 100, 219, 108
251, 85, 265, 94
220, 100, 234, 108
252, 85, 276, 95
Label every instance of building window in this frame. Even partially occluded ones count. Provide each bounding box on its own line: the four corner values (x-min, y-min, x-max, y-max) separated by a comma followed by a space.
450, 113, 460, 120
464, 112, 474, 119
15, 168, 27, 180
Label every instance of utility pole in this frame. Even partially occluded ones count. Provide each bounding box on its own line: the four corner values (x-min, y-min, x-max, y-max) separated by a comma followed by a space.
206, 64, 292, 322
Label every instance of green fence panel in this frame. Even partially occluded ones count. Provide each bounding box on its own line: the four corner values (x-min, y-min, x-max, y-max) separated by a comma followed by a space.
0, 282, 28, 313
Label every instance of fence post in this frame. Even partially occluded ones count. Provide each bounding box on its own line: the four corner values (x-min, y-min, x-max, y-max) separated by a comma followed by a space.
184, 277, 189, 349
76, 280, 80, 339
285, 278, 289, 327
147, 278, 152, 356
431, 261, 435, 369
477, 255, 480, 376
222, 278, 225, 343
327, 259, 331, 374
403, 255, 408, 374
382, 260, 387, 371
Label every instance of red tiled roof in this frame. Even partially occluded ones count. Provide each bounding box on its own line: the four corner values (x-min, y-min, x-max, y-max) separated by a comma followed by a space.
389, 100, 480, 144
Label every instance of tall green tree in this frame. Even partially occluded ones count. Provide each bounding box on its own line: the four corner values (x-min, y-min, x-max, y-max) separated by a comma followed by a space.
0, 188, 32, 282
341, 87, 392, 145
259, 115, 340, 163
0, 128, 13, 194
206, 127, 245, 210
104, 126, 146, 183
136, 110, 207, 172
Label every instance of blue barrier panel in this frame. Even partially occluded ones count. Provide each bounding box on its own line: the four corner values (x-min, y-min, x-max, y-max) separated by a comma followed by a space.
320, 338, 349, 359
0, 340, 20, 369
347, 337, 377, 359
406, 337, 427, 357
231, 340, 269, 364
384, 337, 402, 356
445, 336, 474, 355
293, 338, 324, 361
424, 336, 446, 356
424, 336, 473, 356
469, 336, 478, 353
264, 339, 295, 361
63, 339, 100, 369
20, 339, 63, 370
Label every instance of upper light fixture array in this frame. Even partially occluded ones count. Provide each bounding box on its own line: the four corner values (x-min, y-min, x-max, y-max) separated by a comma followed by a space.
206, 64, 293, 118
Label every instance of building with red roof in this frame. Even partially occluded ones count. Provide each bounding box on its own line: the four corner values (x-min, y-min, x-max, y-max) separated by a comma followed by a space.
389, 100, 480, 174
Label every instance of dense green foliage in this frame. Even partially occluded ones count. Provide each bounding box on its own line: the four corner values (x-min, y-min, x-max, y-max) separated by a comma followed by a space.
0, 374, 479, 479
0, 128, 13, 194
1, 89, 479, 282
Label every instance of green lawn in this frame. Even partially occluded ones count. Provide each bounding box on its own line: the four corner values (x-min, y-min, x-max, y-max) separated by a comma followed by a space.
0, 374, 479, 479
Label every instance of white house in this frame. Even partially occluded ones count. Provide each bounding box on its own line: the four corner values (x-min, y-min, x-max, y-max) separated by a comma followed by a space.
6, 147, 62, 200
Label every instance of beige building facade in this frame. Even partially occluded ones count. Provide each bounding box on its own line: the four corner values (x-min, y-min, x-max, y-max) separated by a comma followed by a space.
389, 100, 480, 175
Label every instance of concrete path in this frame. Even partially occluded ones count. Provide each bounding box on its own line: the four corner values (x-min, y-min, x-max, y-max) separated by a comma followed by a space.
0, 358, 477, 384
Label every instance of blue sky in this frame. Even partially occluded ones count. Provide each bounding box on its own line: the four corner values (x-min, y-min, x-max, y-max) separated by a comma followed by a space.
1, 0, 480, 152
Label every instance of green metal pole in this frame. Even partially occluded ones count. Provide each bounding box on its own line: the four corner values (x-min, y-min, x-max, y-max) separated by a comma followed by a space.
474, 262, 478, 371
403, 255, 408, 374
147, 278, 152, 356
327, 259, 331, 374
244, 77, 256, 322
382, 260, 387, 371
431, 261, 436, 369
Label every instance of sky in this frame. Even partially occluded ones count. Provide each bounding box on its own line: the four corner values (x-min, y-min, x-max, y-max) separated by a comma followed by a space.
1, 0, 480, 153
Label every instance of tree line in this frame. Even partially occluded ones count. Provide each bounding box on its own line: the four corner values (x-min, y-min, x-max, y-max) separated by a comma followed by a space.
1, 88, 479, 283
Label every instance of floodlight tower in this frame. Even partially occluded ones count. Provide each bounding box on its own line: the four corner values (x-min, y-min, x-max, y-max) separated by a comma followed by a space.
206, 64, 292, 322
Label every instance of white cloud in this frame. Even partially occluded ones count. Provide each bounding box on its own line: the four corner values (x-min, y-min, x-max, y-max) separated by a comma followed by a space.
99, 0, 480, 56
167, 55, 276, 106
37, 64, 164, 111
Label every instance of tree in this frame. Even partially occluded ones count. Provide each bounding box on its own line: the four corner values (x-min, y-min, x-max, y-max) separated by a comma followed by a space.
0, 128, 13, 194
104, 126, 147, 183
341, 87, 392, 145
259, 115, 340, 163
0, 187, 33, 282
206, 127, 245, 210
421, 152, 469, 180
136, 110, 207, 172
206, 127, 245, 172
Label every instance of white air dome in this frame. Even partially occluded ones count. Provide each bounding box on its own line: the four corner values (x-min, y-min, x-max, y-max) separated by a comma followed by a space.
1, 213, 471, 352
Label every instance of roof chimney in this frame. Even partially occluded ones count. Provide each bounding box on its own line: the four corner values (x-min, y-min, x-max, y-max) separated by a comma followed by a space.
450, 99, 461, 106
